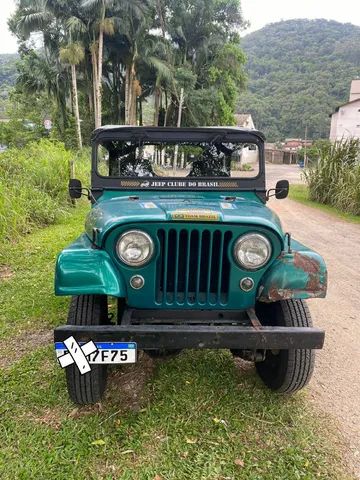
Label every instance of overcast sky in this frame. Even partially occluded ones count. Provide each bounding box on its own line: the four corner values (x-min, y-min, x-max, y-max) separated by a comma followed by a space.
1, 0, 360, 54
241, 0, 360, 34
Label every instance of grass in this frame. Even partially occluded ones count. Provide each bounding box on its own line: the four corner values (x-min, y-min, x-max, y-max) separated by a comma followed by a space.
0, 203, 355, 480
289, 184, 360, 224
0, 201, 89, 340
0, 140, 90, 242
302, 139, 360, 216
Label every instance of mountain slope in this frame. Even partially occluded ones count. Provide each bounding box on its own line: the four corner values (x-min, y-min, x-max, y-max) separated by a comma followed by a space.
0, 54, 18, 94
238, 19, 360, 141
0, 54, 18, 119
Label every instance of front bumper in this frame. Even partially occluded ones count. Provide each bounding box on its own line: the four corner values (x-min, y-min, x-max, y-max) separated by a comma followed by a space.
54, 309, 324, 350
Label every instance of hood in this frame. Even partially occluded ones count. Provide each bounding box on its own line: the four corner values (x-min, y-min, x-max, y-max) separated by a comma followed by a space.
85, 194, 284, 246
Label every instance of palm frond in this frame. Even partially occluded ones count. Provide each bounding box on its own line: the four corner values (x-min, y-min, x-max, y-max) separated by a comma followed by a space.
81, 0, 104, 9
66, 16, 87, 36
102, 17, 115, 35
60, 43, 85, 66
145, 56, 174, 83
17, 2, 52, 38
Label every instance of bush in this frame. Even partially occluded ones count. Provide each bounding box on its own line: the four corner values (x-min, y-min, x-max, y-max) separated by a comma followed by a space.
303, 138, 360, 216
0, 139, 90, 241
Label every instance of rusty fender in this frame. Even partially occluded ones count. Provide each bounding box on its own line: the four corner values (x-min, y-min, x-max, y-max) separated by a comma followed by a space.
258, 242, 327, 303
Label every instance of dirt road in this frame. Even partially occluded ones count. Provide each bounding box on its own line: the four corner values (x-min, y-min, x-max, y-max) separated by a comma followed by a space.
267, 163, 360, 476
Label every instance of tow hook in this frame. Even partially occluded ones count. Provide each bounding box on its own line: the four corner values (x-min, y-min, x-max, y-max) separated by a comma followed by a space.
231, 309, 266, 362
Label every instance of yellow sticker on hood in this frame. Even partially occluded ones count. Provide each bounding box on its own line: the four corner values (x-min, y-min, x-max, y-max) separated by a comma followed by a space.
171, 209, 220, 221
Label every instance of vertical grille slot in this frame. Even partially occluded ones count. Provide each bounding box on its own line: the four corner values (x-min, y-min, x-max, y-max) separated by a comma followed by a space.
156, 226, 232, 306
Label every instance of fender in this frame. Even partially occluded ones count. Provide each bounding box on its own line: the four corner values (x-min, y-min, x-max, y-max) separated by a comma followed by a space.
55, 234, 126, 297
258, 239, 327, 302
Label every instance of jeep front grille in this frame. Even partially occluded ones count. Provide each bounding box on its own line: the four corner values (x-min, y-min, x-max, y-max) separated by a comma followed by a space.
156, 226, 232, 306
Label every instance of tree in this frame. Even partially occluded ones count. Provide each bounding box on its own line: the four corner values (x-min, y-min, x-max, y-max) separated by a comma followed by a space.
60, 42, 85, 149
9, 0, 247, 145
15, 49, 70, 134
113, 0, 152, 125
81, 0, 116, 128
238, 19, 360, 141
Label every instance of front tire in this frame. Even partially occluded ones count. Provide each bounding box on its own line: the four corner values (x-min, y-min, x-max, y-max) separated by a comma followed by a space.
255, 299, 315, 394
65, 295, 108, 405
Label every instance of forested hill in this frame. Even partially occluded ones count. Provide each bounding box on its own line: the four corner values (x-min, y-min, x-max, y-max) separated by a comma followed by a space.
0, 54, 18, 93
0, 54, 18, 119
238, 19, 360, 141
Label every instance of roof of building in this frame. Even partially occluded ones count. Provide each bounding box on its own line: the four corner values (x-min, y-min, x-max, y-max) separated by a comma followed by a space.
331, 97, 360, 116
234, 113, 254, 126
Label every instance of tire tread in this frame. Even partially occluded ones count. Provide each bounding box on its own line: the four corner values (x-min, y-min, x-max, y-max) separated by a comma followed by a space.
65, 295, 108, 405
256, 299, 315, 394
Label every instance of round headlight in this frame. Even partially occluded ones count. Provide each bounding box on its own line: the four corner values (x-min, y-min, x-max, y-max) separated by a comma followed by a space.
117, 230, 154, 266
234, 233, 272, 270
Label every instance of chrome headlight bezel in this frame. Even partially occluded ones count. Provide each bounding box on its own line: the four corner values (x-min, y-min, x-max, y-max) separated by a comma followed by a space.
116, 230, 154, 267
233, 233, 272, 270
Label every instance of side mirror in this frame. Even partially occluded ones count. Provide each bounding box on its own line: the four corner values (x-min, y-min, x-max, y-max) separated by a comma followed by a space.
69, 179, 82, 199
275, 179, 289, 199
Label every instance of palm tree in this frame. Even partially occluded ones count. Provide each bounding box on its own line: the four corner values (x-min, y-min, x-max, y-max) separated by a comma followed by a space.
10, 0, 247, 134
67, 14, 99, 127
81, 0, 116, 128
95, 16, 115, 128
115, 1, 154, 124
60, 42, 85, 149
138, 34, 174, 126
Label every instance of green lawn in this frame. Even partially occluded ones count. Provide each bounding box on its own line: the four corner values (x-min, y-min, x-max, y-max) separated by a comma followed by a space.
0, 202, 89, 340
289, 185, 360, 224
0, 203, 354, 480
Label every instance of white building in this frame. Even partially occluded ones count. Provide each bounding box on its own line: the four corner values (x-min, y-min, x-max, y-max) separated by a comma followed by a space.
234, 113, 255, 130
330, 80, 360, 141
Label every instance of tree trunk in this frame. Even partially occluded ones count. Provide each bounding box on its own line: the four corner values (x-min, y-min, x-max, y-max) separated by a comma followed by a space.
177, 87, 184, 127
88, 91, 93, 114
114, 63, 122, 123
164, 90, 169, 127
71, 64, 82, 150
139, 97, 143, 126
129, 65, 137, 125
125, 62, 137, 125
156, 0, 166, 38
91, 48, 98, 127
68, 82, 73, 114
125, 67, 130, 124
173, 87, 184, 173
154, 85, 161, 126
96, 22, 104, 129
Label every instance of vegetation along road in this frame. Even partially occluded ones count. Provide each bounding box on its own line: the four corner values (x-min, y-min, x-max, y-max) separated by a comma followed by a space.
0, 167, 358, 479
269, 165, 360, 477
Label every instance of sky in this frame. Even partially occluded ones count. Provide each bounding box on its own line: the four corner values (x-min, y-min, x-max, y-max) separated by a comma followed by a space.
1, 0, 17, 54
1, 0, 360, 54
241, 0, 360, 34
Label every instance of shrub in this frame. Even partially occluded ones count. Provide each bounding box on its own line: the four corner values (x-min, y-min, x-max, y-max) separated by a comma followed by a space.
303, 138, 360, 216
0, 139, 90, 241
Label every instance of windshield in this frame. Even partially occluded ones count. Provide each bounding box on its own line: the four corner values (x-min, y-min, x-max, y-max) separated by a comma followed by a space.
97, 140, 260, 179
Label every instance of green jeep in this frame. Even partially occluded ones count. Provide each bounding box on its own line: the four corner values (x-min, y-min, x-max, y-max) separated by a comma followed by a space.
54, 126, 327, 405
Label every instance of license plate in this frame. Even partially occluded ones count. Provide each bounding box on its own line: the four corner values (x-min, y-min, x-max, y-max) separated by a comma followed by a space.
55, 342, 137, 364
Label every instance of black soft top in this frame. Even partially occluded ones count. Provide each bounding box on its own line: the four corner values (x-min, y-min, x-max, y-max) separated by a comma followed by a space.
92, 125, 266, 143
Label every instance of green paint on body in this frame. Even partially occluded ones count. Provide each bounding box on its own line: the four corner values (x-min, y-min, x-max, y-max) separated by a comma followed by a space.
55, 190, 327, 308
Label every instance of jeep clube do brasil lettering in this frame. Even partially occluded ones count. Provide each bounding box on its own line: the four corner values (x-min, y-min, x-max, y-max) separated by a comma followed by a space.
54, 127, 327, 405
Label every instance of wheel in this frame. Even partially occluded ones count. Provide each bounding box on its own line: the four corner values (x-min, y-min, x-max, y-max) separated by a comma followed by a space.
65, 295, 108, 405
255, 299, 315, 394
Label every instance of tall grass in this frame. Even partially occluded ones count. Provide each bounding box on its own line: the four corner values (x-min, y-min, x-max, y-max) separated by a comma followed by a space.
0, 140, 89, 241
303, 138, 360, 215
